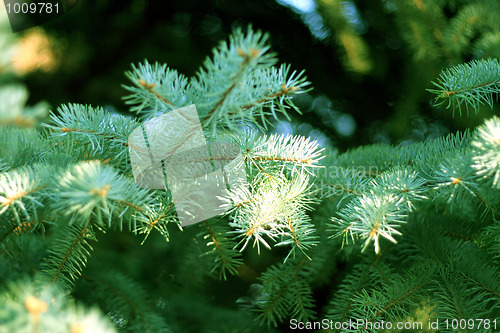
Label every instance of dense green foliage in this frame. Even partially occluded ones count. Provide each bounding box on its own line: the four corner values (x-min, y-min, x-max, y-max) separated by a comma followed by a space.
1, 1, 500, 332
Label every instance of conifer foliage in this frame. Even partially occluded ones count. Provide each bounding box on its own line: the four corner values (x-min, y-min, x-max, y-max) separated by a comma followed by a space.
1, 5, 500, 333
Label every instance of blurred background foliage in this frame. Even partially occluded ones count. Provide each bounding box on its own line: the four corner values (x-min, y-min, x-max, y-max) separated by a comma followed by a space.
4, 0, 499, 151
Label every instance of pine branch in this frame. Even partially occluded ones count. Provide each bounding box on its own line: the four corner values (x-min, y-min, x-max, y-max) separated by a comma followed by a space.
123, 60, 190, 116
53, 161, 154, 230
0, 211, 42, 245
327, 129, 491, 254
227, 173, 318, 256
134, 192, 178, 244
78, 271, 171, 333
431, 150, 500, 217
442, 2, 500, 57
0, 233, 46, 282
122, 28, 309, 135
0, 85, 49, 127
331, 143, 401, 173
247, 133, 325, 175
256, 256, 316, 327
323, 256, 391, 333
0, 14, 17, 71
275, 211, 318, 262
350, 260, 437, 332
428, 58, 500, 114
330, 193, 408, 254
434, 271, 492, 329
41, 223, 96, 290
316, 162, 371, 199
472, 116, 500, 188
44, 104, 136, 167
480, 222, 500, 266
370, 167, 427, 212
0, 279, 115, 333
393, 0, 444, 61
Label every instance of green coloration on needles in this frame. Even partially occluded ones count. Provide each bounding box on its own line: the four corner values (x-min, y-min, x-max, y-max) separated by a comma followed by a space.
1, 21, 500, 333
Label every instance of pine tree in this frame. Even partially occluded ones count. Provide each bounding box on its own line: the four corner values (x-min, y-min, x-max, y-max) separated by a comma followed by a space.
1, 2, 500, 333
